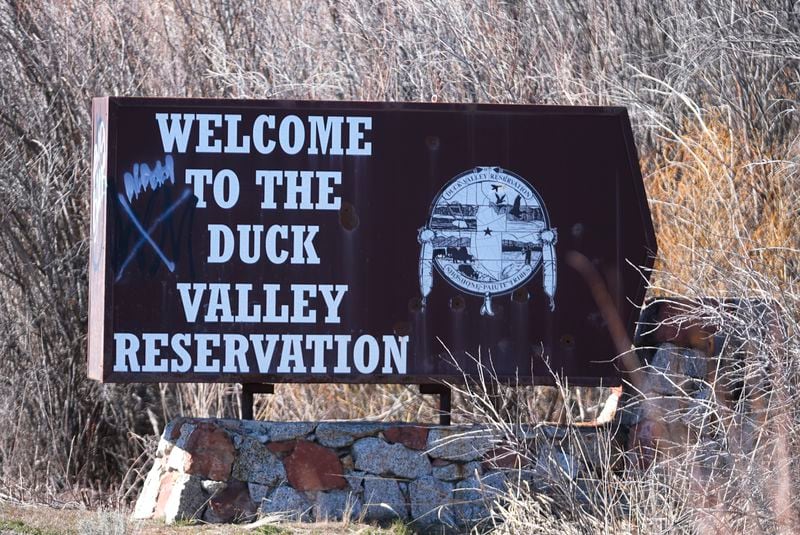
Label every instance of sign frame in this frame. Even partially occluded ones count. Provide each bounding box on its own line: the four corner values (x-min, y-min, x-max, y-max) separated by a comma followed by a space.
88, 97, 656, 387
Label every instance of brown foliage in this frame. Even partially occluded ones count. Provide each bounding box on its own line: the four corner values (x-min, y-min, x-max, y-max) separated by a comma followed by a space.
0, 6, 797, 533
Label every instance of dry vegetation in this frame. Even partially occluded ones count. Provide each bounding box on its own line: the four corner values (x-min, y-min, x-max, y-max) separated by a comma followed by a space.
0, 0, 798, 533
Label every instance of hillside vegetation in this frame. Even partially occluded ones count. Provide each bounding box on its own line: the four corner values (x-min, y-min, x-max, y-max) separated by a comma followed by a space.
0, 1, 798, 532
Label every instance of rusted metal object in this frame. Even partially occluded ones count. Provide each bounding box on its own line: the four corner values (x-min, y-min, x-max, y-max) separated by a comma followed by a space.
419, 384, 452, 425
241, 383, 274, 420
636, 299, 720, 357
88, 97, 656, 386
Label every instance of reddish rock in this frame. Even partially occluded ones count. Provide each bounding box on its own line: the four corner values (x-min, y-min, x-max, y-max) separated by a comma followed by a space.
653, 301, 716, 355
154, 472, 177, 518
182, 423, 235, 481
431, 458, 450, 467
267, 440, 297, 456
205, 480, 257, 523
283, 440, 347, 491
170, 420, 185, 440
384, 426, 428, 450
482, 446, 523, 470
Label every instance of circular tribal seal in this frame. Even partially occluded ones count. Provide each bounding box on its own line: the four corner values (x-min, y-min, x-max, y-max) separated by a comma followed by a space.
418, 167, 557, 315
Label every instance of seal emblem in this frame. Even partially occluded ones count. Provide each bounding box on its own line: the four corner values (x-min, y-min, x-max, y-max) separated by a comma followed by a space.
418, 167, 557, 315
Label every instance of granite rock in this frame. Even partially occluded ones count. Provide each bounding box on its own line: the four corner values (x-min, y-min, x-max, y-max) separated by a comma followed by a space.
162, 474, 207, 524
248, 482, 270, 506
536, 445, 579, 481
165, 421, 197, 472
362, 478, 408, 522
353, 437, 431, 479
432, 461, 482, 482
409, 476, 455, 529
427, 428, 494, 461
260, 485, 312, 521
268, 422, 316, 442
316, 422, 384, 448
344, 470, 368, 490
453, 473, 504, 524
315, 490, 363, 521
232, 438, 286, 485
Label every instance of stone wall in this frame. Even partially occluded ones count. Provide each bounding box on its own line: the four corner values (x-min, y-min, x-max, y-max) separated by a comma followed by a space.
131, 301, 742, 530
133, 419, 609, 531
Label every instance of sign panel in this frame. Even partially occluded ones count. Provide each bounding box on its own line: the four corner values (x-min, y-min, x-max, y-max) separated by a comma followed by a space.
88, 98, 656, 385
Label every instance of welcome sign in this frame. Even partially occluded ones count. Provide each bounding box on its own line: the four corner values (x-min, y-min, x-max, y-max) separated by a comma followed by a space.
88, 98, 656, 385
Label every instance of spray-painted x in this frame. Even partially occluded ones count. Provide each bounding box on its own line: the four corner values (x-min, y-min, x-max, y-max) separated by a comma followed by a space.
115, 189, 192, 282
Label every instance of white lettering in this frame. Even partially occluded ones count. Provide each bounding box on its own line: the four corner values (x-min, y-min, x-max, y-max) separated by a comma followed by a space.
156, 113, 194, 153
208, 224, 234, 263
251, 334, 280, 372
279, 115, 305, 155
223, 334, 250, 373
196, 113, 222, 153
235, 283, 262, 322
113, 333, 140, 372
156, 113, 372, 156
277, 334, 306, 373
195, 333, 221, 372
382, 335, 408, 374
316, 171, 342, 210
142, 333, 169, 372
318, 284, 348, 323
205, 283, 234, 322
353, 335, 380, 373
224, 114, 250, 153
308, 116, 344, 155
290, 284, 317, 323
283, 170, 314, 210
265, 225, 289, 264
255, 170, 282, 209
333, 334, 352, 374
185, 169, 213, 207
176, 282, 206, 322
347, 116, 372, 155
237, 224, 263, 264
212, 169, 239, 208
306, 335, 332, 373
262, 284, 289, 322
170, 333, 192, 372
291, 225, 319, 264
252, 115, 276, 154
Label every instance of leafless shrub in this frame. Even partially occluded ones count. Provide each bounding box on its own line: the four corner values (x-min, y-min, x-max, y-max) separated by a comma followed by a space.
0, 4, 796, 529
454, 293, 799, 533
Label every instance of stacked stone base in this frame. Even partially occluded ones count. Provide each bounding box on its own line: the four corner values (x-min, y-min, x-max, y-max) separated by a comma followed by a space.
133, 419, 609, 530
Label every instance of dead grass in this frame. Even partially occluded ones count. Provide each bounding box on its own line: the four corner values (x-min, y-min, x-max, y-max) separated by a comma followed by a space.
0, 1, 797, 533
0, 502, 409, 535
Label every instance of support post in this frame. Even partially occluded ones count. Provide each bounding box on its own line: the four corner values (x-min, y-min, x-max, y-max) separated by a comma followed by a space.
240, 383, 274, 420
420, 384, 452, 425
485, 381, 503, 418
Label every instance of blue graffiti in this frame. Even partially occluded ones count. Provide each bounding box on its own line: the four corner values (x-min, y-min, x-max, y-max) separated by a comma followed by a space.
115, 189, 192, 281
123, 155, 175, 202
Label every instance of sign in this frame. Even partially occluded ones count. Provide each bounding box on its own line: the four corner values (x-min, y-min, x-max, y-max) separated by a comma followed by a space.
88, 98, 656, 385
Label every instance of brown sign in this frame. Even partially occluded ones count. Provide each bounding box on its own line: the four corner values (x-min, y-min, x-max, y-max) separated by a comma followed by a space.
88, 97, 656, 385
